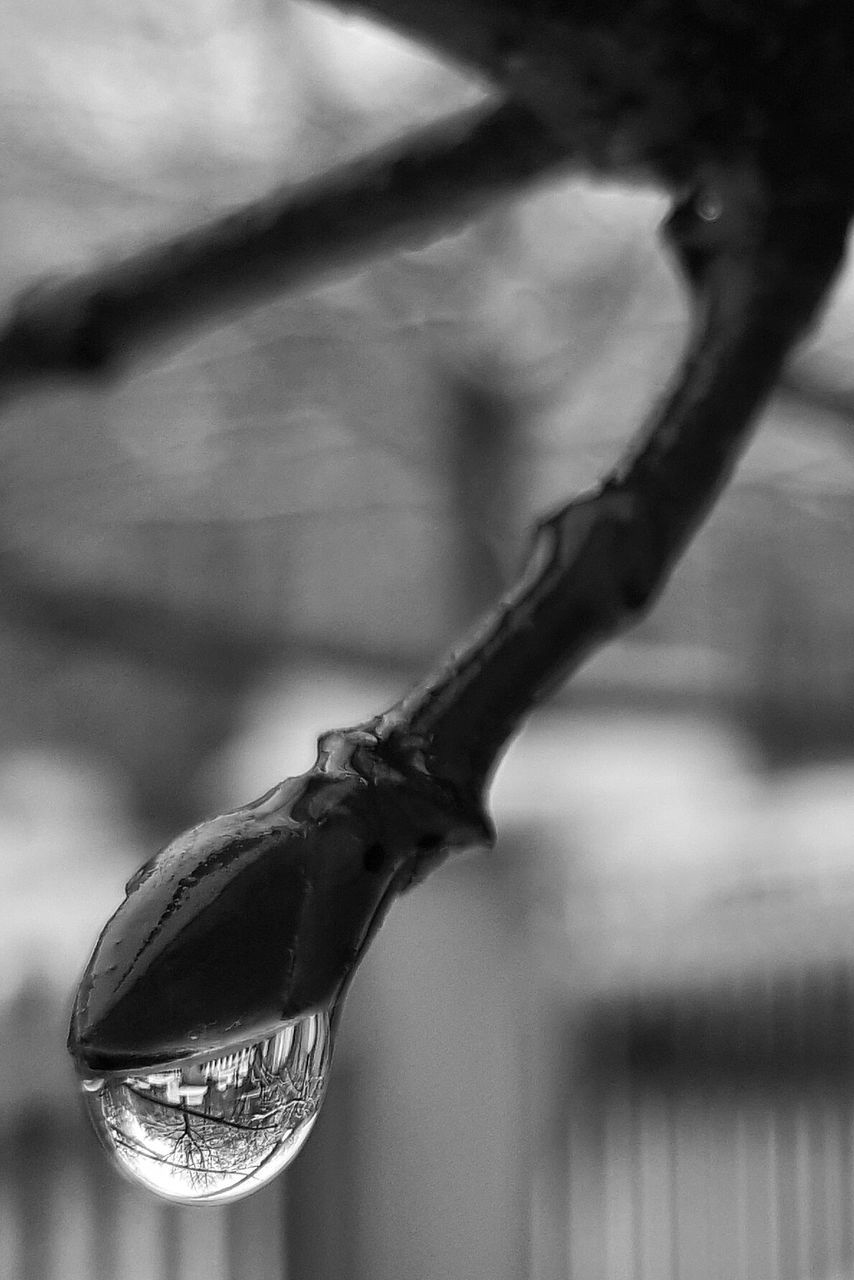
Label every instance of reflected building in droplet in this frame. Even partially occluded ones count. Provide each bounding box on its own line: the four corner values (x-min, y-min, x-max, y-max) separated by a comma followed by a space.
80, 1011, 331, 1204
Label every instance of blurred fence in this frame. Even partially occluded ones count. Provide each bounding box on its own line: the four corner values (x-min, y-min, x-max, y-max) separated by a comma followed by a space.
0, 1108, 286, 1280
555, 966, 854, 1280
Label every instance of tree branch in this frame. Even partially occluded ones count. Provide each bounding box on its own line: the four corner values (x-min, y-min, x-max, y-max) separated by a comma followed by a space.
0, 99, 569, 397
380, 195, 854, 793
69, 186, 850, 1076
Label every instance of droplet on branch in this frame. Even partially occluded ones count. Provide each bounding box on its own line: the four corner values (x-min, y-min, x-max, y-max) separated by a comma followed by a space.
80, 1012, 331, 1204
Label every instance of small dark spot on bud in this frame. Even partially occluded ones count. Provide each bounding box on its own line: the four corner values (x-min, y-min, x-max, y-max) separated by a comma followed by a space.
622, 568, 656, 615
363, 842, 386, 873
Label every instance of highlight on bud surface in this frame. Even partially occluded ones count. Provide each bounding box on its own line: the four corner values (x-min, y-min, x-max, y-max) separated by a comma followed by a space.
80, 1013, 331, 1205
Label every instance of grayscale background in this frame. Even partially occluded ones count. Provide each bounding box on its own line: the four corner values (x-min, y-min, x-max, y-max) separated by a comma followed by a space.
3, 3, 854, 1278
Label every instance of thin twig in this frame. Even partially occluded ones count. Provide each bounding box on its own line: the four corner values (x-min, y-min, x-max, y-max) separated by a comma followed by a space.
0, 99, 569, 397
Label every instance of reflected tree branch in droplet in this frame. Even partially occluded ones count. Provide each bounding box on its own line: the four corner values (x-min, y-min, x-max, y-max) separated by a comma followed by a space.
85, 1020, 331, 1200
117, 1087, 296, 1185
0, 99, 570, 400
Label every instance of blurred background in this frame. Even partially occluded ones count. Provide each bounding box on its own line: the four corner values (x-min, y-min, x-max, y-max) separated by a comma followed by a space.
3, 1, 854, 1277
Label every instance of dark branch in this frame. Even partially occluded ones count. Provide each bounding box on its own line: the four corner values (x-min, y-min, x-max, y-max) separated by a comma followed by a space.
381, 194, 854, 792
69, 184, 850, 1077
0, 99, 569, 396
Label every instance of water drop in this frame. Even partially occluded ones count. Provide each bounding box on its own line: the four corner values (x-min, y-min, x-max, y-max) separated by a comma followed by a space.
80, 1012, 331, 1204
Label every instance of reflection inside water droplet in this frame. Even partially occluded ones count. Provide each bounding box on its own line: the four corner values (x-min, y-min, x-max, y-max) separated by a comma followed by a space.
81, 1013, 331, 1204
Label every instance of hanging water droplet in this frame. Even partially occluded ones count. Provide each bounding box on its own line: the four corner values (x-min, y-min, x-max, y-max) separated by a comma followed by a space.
80, 1012, 331, 1204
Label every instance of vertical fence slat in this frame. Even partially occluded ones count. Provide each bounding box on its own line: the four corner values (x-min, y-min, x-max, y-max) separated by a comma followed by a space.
563, 964, 854, 1280
226, 1181, 285, 1280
